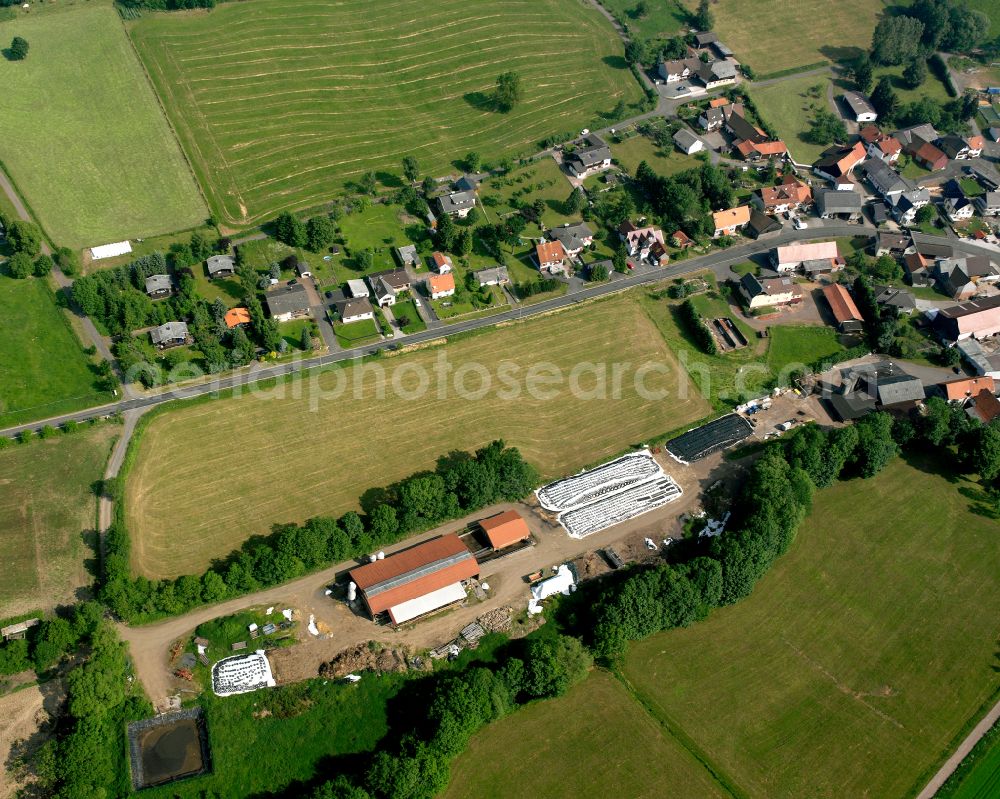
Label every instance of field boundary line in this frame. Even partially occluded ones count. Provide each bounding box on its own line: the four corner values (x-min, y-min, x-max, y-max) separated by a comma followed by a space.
0, 156, 56, 250
611, 667, 749, 799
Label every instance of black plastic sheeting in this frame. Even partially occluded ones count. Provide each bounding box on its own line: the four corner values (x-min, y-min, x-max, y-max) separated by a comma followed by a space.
665, 414, 754, 462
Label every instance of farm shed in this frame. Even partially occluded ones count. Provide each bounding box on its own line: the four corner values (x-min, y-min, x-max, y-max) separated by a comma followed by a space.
348, 535, 479, 624
90, 240, 132, 260
478, 510, 531, 550
822, 284, 864, 333
666, 414, 753, 463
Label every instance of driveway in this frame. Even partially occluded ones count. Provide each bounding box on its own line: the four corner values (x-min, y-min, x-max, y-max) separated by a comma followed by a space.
301, 278, 338, 351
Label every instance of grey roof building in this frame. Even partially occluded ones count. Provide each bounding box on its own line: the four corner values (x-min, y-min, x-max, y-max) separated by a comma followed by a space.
145, 273, 172, 297
873, 284, 917, 313
860, 158, 911, 197
893, 124, 941, 148
150, 321, 189, 348
548, 222, 594, 253
438, 190, 477, 215
264, 282, 311, 319
206, 254, 236, 278
476, 266, 509, 286
842, 91, 877, 120
334, 297, 374, 321
746, 208, 781, 239
395, 244, 418, 268
564, 135, 612, 175
827, 361, 924, 420
673, 128, 704, 153
694, 31, 718, 46
815, 188, 862, 218
975, 191, 1000, 215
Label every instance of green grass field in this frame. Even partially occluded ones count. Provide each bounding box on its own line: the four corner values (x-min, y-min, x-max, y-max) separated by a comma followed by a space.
767, 325, 845, 373
479, 157, 578, 229
750, 74, 835, 165
943, 723, 1000, 799
334, 318, 381, 348
622, 457, 1000, 798
601, 0, 688, 41
0, 275, 115, 428
130, 0, 643, 228
683, 0, 881, 76
124, 293, 710, 579
443, 670, 729, 799
612, 133, 702, 177
0, 425, 116, 618
0, 4, 206, 248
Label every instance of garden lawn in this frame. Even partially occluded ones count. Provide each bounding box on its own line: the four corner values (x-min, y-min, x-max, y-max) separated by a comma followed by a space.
390, 298, 426, 333
131, 0, 642, 228
681, 0, 881, 76
598, 0, 688, 40
334, 318, 381, 348
622, 457, 1000, 799
750, 74, 835, 166
443, 670, 729, 799
143, 674, 406, 799
612, 133, 701, 176
0, 275, 115, 427
0, 425, 116, 618
124, 292, 710, 578
0, 5, 205, 247
766, 325, 845, 373
872, 63, 953, 106
478, 158, 578, 229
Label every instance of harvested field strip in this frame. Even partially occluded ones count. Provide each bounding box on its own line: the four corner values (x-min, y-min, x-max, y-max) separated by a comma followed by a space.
130, 0, 642, 225
124, 294, 710, 579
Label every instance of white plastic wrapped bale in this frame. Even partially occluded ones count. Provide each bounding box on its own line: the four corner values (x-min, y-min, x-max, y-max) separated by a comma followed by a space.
536, 450, 662, 512
530, 565, 575, 601
211, 652, 276, 697
89, 241, 132, 260
559, 476, 682, 539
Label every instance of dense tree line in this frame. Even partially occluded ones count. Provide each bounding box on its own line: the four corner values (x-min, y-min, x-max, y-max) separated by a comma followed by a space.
677, 298, 718, 355
100, 441, 538, 622
0, 603, 104, 676
632, 161, 735, 239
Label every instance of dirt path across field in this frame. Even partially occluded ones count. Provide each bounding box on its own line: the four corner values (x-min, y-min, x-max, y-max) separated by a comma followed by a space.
119, 450, 735, 709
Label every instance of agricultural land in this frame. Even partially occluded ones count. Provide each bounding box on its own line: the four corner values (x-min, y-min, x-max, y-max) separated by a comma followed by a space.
130, 0, 644, 227
620, 457, 1000, 799
124, 293, 711, 579
0, 425, 116, 618
0, 4, 206, 248
0, 275, 115, 429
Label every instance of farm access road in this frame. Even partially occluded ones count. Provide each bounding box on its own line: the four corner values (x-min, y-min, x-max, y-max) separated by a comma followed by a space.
2, 222, 880, 441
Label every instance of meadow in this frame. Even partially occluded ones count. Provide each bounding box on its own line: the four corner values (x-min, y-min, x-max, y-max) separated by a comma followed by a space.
766, 325, 846, 373
130, 0, 643, 228
443, 670, 729, 799
600, 0, 688, 41
622, 457, 1000, 798
612, 133, 702, 177
941, 723, 1000, 799
0, 275, 115, 428
124, 293, 711, 579
0, 4, 206, 248
0, 425, 116, 618
750, 73, 836, 165
683, 0, 882, 77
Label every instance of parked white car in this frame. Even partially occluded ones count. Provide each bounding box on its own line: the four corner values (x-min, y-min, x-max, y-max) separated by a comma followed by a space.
793, 217, 808, 230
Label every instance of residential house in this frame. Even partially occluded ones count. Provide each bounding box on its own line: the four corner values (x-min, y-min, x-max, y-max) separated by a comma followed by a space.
904, 137, 948, 171
206, 254, 236, 279
940, 375, 996, 402
893, 124, 940, 149
842, 91, 877, 122
673, 128, 705, 155
427, 272, 456, 299
945, 195, 976, 222
564, 135, 612, 179
753, 182, 812, 214
725, 111, 767, 145
826, 361, 925, 420
903, 251, 932, 286
813, 142, 867, 182
150, 321, 189, 349
860, 158, 912, 199
872, 284, 917, 314
265, 282, 311, 322
549, 222, 594, 257
224, 307, 251, 329
699, 105, 725, 131
367, 269, 411, 307
145, 274, 172, 299
619, 221, 668, 259
475, 267, 509, 287
347, 279, 369, 298
736, 139, 788, 162
438, 190, 477, 218
860, 125, 901, 163
670, 229, 696, 248
822, 283, 864, 332
932, 294, 1000, 341
738, 273, 803, 309
933, 256, 1000, 300
889, 188, 931, 226
814, 187, 862, 220
535, 240, 568, 275
936, 134, 984, 160
432, 251, 454, 273
968, 388, 1000, 424
334, 297, 375, 324
395, 245, 418, 269
696, 58, 738, 89
746, 208, 782, 239
711, 206, 751, 238
658, 56, 701, 83
772, 240, 839, 272
975, 192, 1000, 216
874, 232, 914, 257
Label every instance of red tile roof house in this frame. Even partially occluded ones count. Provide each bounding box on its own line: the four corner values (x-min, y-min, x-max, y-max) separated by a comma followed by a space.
967, 388, 1000, 424
670, 230, 696, 249
822, 283, 865, 333
752, 182, 812, 214
940, 375, 996, 402
535, 240, 569, 276
431, 251, 453, 273
348, 534, 479, 624
619, 221, 668, 260
813, 141, 867, 182
905, 138, 948, 171
711, 206, 751, 238
427, 272, 456, 299
860, 126, 903, 163
478, 510, 532, 551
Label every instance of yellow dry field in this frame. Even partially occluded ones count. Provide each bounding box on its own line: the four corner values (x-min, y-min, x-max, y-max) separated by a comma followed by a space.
126, 295, 709, 579
0, 682, 61, 799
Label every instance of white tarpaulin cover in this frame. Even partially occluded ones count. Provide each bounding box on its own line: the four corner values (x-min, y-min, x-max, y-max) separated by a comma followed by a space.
531, 565, 575, 601
389, 582, 466, 624
90, 241, 132, 260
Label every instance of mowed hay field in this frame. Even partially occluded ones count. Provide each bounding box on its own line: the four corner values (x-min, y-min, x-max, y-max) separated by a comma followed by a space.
442, 670, 729, 799
622, 458, 1000, 799
125, 294, 710, 579
0, 427, 116, 618
683, 0, 882, 76
0, 5, 206, 248
130, 0, 643, 227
